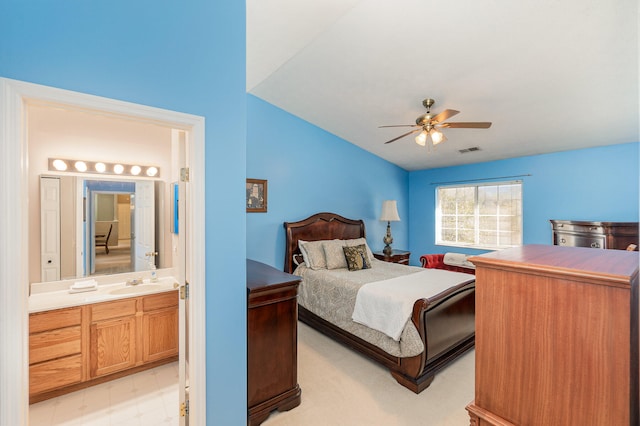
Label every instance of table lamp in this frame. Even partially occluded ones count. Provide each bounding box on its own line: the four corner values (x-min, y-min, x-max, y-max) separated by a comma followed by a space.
380, 200, 400, 255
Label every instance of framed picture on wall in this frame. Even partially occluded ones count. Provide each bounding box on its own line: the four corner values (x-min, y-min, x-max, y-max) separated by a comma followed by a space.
246, 178, 267, 213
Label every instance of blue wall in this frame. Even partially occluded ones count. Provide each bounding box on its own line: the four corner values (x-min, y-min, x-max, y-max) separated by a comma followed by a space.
408, 142, 640, 262
1, 1, 247, 424
246, 95, 409, 269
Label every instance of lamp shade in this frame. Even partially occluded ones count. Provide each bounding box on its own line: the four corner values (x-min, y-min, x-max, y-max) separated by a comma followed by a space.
380, 200, 400, 222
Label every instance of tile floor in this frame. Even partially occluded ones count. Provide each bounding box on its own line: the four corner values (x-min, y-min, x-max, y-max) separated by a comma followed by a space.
29, 362, 179, 426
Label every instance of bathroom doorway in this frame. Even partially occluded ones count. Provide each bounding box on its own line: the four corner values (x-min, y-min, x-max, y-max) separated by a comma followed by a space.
0, 78, 206, 425
90, 188, 135, 276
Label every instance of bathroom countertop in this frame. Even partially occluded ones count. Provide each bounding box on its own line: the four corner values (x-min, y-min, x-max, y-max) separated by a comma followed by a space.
29, 276, 179, 313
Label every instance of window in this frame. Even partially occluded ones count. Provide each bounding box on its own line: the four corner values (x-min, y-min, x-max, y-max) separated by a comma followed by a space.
436, 181, 522, 249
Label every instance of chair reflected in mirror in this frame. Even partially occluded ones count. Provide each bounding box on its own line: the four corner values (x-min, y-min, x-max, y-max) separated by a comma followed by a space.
95, 224, 113, 255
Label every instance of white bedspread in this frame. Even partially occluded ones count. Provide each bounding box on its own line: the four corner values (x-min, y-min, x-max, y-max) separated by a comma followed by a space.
352, 269, 475, 341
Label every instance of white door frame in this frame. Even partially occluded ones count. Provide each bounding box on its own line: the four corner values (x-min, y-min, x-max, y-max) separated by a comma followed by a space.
0, 77, 207, 425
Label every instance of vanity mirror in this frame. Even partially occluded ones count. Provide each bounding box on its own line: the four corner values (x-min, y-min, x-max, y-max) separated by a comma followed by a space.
39, 175, 171, 282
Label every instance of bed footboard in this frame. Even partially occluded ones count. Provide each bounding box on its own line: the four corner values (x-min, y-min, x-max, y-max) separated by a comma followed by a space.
299, 281, 475, 394
394, 281, 476, 392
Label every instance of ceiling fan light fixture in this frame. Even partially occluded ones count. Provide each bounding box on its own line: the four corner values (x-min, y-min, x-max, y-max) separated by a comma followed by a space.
415, 130, 428, 146
430, 128, 446, 145
380, 98, 491, 147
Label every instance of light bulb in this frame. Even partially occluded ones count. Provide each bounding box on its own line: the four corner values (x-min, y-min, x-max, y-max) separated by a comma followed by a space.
95, 162, 106, 173
430, 129, 446, 145
114, 164, 124, 174
131, 165, 141, 175
74, 161, 87, 172
146, 166, 158, 177
415, 130, 428, 146
52, 159, 68, 171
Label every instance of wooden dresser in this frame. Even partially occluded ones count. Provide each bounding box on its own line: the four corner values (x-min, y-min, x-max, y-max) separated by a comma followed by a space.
466, 245, 639, 426
550, 219, 638, 250
247, 259, 301, 425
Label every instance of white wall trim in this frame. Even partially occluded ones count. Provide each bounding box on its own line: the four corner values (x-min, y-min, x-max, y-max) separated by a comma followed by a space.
0, 76, 30, 426
0, 77, 206, 425
186, 117, 206, 425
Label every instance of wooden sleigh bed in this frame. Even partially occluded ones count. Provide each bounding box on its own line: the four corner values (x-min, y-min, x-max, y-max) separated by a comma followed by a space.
284, 212, 476, 393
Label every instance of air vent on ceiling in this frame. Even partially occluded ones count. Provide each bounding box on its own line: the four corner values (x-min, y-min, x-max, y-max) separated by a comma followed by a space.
458, 146, 481, 154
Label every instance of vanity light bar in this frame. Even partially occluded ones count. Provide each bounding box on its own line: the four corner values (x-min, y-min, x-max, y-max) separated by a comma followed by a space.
48, 158, 160, 178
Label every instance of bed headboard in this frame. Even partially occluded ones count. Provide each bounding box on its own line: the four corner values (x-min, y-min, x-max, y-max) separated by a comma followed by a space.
283, 212, 366, 273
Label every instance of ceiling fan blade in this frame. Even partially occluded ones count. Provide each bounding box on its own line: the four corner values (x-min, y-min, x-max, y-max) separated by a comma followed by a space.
378, 124, 419, 128
383, 128, 421, 144
430, 109, 459, 124
440, 122, 492, 129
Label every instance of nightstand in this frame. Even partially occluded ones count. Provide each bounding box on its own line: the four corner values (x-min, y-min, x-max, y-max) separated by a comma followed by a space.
373, 250, 410, 265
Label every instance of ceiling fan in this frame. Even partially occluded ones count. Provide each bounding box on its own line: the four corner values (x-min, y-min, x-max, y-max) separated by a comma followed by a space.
380, 98, 492, 148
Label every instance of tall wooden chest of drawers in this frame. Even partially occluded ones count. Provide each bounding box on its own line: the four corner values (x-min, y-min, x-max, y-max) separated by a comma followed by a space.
247, 259, 301, 425
466, 245, 639, 425
550, 220, 638, 250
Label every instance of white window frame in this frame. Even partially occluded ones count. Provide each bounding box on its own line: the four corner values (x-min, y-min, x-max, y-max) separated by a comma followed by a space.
435, 180, 523, 250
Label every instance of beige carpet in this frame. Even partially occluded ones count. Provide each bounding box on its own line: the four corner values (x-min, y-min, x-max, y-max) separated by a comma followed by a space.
94, 241, 133, 275
264, 321, 475, 426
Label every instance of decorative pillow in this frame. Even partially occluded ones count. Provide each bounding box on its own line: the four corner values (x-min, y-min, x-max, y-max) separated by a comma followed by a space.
344, 237, 374, 261
292, 253, 304, 266
443, 252, 475, 269
323, 239, 349, 269
343, 244, 372, 271
298, 240, 327, 270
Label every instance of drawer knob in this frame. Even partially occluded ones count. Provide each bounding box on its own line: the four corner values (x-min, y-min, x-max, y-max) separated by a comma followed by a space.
560, 238, 566, 244
590, 242, 600, 248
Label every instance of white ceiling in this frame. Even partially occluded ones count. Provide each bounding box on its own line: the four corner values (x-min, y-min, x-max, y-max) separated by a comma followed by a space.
247, 0, 639, 171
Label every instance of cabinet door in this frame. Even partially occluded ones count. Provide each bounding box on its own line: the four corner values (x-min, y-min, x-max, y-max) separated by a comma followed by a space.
90, 316, 136, 378
142, 307, 179, 363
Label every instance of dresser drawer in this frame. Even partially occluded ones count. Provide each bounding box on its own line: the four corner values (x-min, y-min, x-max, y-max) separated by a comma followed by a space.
29, 354, 82, 395
554, 232, 605, 249
91, 298, 137, 322
373, 250, 411, 264
30, 307, 81, 334
142, 290, 178, 312
552, 222, 604, 235
30, 325, 82, 365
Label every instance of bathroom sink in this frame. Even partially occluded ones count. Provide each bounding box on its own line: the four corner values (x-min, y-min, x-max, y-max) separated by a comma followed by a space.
109, 284, 167, 295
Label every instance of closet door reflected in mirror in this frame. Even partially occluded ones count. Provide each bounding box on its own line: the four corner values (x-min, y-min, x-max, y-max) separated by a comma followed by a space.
40, 177, 61, 281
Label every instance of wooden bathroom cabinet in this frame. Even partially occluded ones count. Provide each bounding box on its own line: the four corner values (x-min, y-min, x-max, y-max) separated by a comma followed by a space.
29, 290, 178, 403
90, 297, 138, 378
29, 306, 84, 396
142, 291, 180, 363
